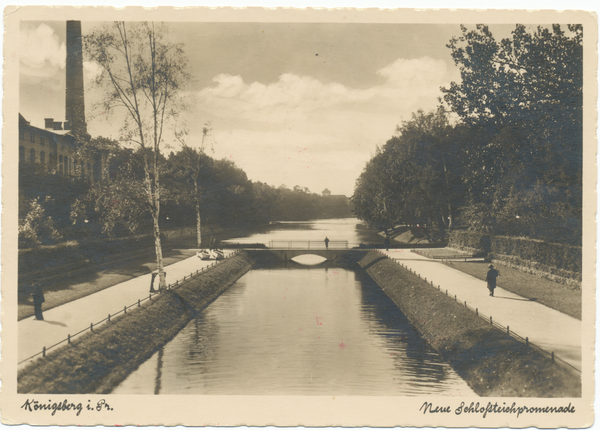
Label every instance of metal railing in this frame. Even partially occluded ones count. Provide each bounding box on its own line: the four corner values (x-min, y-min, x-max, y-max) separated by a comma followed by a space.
377, 250, 580, 374
268, 240, 348, 250
18, 249, 242, 366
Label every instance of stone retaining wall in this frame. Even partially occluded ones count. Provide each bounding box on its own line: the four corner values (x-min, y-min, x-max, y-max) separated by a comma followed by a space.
448, 231, 582, 288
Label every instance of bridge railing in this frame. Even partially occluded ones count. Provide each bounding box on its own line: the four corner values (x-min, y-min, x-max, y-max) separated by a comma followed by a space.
268, 240, 348, 250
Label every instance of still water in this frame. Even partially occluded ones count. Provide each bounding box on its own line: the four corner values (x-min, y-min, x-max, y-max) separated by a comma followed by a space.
222, 217, 384, 247
114, 249, 475, 395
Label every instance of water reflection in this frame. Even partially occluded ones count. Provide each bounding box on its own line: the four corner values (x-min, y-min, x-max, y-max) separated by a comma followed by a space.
223, 218, 384, 247
114, 265, 475, 396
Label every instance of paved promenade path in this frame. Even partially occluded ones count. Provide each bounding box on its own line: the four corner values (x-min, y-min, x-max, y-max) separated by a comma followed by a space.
18, 251, 236, 369
379, 249, 581, 372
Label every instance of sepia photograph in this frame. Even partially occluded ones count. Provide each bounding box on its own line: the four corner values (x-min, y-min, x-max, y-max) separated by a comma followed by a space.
1, 5, 597, 428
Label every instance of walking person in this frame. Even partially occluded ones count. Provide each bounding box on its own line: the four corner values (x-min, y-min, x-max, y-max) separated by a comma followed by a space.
485, 264, 500, 297
31, 282, 45, 321
384, 236, 391, 251
324, 237, 330, 249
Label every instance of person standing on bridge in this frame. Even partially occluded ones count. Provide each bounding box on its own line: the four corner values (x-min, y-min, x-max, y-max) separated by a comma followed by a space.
324, 237, 330, 249
31, 282, 45, 321
485, 264, 500, 297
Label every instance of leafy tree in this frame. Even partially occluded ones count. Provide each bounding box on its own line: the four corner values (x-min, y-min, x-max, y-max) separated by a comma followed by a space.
441, 24, 582, 242
209, 159, 254, 227
20, 164, 91, 241
19, 197, 62, 248
71, 148, 153, 238
352, 109, 463, 241
84, 22, 190, 290
250, 182, 282, 223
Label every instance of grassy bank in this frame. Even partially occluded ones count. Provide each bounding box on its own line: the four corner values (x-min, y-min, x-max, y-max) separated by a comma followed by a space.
413, 249, 581, 319
443, 260, 581, 320
359, 251, 580, 397
18, 221, 267, 320
18, 241, 197, 321
18, 252, 254, 394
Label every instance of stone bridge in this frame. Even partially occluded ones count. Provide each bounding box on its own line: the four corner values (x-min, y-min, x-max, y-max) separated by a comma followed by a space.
246, 248, 356, 261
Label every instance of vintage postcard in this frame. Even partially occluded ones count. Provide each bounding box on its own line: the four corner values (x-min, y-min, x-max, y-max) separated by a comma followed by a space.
1, 5, 597, 428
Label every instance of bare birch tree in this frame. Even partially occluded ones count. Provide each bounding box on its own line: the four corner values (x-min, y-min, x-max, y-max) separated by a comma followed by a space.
173, 123, 212, 248
84, 22, 190, 290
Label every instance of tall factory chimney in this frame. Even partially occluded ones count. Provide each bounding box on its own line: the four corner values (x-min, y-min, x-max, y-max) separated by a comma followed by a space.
65, 20, 87, 138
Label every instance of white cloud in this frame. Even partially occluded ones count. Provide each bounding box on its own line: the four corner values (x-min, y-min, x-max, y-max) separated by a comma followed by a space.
190, 57, 452, 194
83, 61, 103, 84
199, 56, 447, 112
20, 23, 66, 86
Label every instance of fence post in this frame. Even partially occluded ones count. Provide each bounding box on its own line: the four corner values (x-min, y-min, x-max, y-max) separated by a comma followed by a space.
446, 289, 448, 296
43, 346, 46, 358
108, 314, 111, 322
68, 334, 71, 344
464, 301, 467, 307
138, 299, 141, 307
455, 295, 457, 302
507, 326, 510, 335
124, 306, 127, 314
476, 308, 478, 316
490, 316, 492, 324
526, 337, 529, 347
90, 322, 94, 333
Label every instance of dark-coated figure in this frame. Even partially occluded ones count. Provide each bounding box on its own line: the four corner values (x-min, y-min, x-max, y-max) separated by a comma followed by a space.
31, 283, 45, 320
485, 264, 500, 297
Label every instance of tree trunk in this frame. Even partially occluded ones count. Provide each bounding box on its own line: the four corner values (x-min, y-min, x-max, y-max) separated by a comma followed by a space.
196, 202, 202, 248
152, 212, 166, 290
194, 177, 202, 248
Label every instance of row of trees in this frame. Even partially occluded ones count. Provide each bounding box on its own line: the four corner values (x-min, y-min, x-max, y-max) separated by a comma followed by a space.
20, 143, 352, 244
353, 24, 583, 245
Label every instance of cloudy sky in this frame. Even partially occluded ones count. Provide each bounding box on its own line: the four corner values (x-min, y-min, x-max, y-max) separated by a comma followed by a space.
19, 21, 514, 196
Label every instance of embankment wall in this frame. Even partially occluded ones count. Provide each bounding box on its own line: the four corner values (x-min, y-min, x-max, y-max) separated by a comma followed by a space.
448, 231, 581, 288
18, 252, 254, 394
359, 251, 580, 397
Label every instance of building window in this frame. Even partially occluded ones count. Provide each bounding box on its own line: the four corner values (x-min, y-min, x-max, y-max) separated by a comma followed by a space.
40, 137, 45, 146
64, 156, 69, 176
19, 146, 25, 162
40, 151, 46, 164
59, 155, 63, 174
30, 148, 35, 163
30, 132, 35, 143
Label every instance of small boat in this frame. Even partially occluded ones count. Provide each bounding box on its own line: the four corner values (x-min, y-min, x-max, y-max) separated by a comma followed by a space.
197, 250, 211, 260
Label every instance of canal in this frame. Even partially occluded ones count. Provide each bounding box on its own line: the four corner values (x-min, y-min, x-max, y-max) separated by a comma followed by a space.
112, 219, 475, 395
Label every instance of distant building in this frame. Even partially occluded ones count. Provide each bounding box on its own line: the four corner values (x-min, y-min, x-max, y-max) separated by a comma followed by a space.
18, 20, 105, 180
18, 114, 104, 180
322, 188, 331, 197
